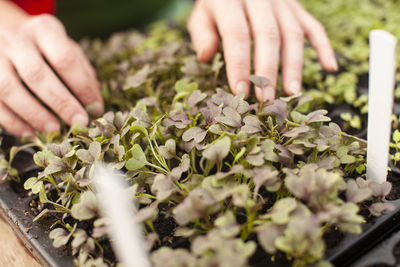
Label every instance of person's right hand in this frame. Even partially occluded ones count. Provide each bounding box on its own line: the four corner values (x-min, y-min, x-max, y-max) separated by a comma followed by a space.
0, 14, 103, 137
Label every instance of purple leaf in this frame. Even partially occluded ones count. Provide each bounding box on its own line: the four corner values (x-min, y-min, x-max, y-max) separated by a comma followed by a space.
305, 110, 330, 124
241, 115, 262, 134
202, 136, 231, 163
369, 202, 396, 216
369, 181, 392, 199
211, 88, 234, 107
188, 90, 207, 108
249, 75, 270, 89
151, 174, 178, 201
283, 125, 310, 138
201, 101, 222, 125
123, 64, 151, 89
246, 153, 265, 166
264, 99, 287, 120
215, 107, 242, 128
182, 127, 207, 143
253, 166, 280, 194
170, 154, 190, 181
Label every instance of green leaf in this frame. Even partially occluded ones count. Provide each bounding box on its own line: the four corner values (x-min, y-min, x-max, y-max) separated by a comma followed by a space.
393, 129, 400, 143
129, 124, 149, 137
32, 180, 44, 194
71, 191, 97, 221
270, 198, 297, 224
174, 79, 198, 93
39, 185, 49, 203
33, 150, 53, 167
125, 144, 148, 171
24, 177, 37, 190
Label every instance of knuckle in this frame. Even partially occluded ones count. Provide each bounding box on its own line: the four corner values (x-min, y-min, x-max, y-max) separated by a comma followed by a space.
50, 94, 76, 119
28, 14, 62, 29
74, 83, 96, 103
21, 60, 45, 83
286, 29, 304, 42
229, 58, 250, 71
0, 75, 13, 98
23, 108, 43, 126
0, 30, 11, 45
223, 26, 250, 43
257, 27, 281, 43
312, 21, 327, 35
287, 61, 304, 71
0, 29, 21, 49
53, 48, 76, 70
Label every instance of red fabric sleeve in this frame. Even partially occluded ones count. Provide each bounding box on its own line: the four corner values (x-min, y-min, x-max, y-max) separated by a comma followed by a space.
11, 0, 55, 15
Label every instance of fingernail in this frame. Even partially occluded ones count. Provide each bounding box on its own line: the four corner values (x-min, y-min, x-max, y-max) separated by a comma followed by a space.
45, 122, 60, 133
236, 81, 248, 97
263, 86, 275, 103
72, 114, 89, 127
288, 81, 301, 95
330, 58, 339, 71
86, 101, 104, 117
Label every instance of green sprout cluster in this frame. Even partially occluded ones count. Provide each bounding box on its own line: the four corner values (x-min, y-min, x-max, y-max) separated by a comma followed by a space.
0, 0, 400, 266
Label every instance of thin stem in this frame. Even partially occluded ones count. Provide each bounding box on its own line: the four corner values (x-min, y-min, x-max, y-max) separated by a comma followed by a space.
147, 137, 170, 172
147, 162, 168, 174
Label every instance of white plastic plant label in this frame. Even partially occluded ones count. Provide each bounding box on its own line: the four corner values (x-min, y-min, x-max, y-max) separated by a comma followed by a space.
367, 30, 397, 183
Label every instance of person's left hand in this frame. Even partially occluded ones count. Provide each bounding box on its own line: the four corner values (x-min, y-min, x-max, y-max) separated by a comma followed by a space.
187, 0, 338, 102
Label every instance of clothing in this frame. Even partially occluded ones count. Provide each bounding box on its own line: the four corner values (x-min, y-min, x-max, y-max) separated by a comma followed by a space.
11, 0, 54, 15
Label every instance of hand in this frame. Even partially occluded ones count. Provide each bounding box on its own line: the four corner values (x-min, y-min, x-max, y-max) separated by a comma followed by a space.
0, 14, 103, 137
188, 0, 338, 102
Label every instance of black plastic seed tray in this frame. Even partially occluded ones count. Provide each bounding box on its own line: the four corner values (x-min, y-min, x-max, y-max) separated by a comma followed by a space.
325, 199, 400, 266
0, 181, 74, 267
351, 229, 400, 267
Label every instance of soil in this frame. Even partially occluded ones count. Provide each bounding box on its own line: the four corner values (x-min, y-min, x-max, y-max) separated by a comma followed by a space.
388, 170, 400, 200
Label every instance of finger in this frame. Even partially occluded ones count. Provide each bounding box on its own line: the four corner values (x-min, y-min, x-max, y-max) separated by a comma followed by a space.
70, 39, 98, 80
273, 0, 304, 95
0, 102, 33, 138
287, 0, 337, 72
244, 0, 280, 102
6, 35, 89, 127
26, 15, 103, 116
207, 0, 251, 97
0, 57, 60, 133
187, 0, 220, 62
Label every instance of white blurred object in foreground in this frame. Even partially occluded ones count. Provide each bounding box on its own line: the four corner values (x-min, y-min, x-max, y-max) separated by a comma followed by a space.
92, 163, 150, 267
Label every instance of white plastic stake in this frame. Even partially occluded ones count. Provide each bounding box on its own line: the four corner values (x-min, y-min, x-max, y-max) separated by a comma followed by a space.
92, 163, 150, 267
367, 30, 397, 183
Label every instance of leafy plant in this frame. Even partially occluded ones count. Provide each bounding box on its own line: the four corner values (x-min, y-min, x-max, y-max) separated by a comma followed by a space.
1, 1, 400, 266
